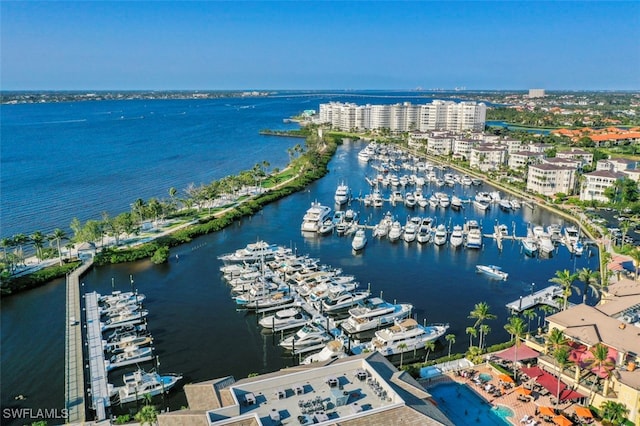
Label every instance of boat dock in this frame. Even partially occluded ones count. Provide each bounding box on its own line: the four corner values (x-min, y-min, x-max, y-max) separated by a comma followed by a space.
85, 291, 111, 421
64, 259, 93, 424
505, 285, 563, 313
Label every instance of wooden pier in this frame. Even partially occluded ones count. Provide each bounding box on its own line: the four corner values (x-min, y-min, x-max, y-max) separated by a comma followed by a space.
64, 259, 93, 424
505, 285, 563, 313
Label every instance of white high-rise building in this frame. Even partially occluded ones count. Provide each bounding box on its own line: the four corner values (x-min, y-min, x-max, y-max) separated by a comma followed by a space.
318, 100, 486, 132
528, 89, 545, 98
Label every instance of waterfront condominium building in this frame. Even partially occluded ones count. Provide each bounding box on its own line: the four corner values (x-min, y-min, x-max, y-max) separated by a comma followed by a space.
579, 170, 626, 202
526, 164, 577, 196
318, 100, 486, 132
469, 145, 507, 172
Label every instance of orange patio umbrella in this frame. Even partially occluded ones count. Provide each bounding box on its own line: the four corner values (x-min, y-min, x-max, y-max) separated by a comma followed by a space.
539, 406, 555, 417
498, 374, 514, 383
553, 414, 573, 426
515, 387, 532, 395
574, 406, 593, 418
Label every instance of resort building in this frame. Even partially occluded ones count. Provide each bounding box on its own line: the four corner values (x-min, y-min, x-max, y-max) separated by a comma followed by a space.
452, 137, 476, 159
426, 132, 455, 156
556, 148, 594, 168
318, 101, 486, 133
539, 285, 640, 424
541, 157, 581, 170
579, 170, 626, 203
527, 143, 555, 154
469, 146, 507, 172
507, 150, 545, 170
526, 164, 577, 196
157, 352, 453, 426
495, 137, 524, 154
596, 158, 635, 173
528, 89, 546, 98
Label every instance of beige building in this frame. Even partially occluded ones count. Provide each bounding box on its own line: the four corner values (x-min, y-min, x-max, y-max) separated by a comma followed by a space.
426, 132, 455, 156
556, 148, 594, 168
526, 164, 577, 196
596, 158, 635, 173
469, 146, 507, 172
508, 151, 544, 170
157, 352, 453, 426
580, 170, 626, 202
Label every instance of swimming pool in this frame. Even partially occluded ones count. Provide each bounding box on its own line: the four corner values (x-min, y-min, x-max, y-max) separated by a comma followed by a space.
428, 382, 514, 425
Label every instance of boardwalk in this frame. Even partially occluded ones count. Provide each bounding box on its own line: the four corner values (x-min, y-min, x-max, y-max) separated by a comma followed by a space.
85, 292, 110, 421
505, 285, 563, 313
64, 259, 93, 424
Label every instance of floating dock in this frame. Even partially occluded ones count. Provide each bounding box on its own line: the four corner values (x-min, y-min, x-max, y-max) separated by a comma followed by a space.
505, 285, 563, 313
85, 291, 111, 421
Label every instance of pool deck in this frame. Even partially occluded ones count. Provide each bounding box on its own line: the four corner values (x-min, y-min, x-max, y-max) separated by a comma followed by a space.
421, 364, 601, 426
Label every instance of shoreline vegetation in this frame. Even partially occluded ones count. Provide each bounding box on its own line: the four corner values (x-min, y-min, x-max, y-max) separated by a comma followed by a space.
0, 125, 343, 296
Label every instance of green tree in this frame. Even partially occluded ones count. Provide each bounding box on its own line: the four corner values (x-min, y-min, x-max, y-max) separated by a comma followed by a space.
134, 404, 158, 426
465, 326, 477, 350
576, 267, 602, 304
549, 269, 578, 310
586, 343, 615, 397
553, 347, 572, 409
48, 228, 67, 266
479, 324, 491, 350
504, 316, 527, 382
522, 309, 537, 333
1, 237, 15, 270
468, 302, 497, 350
30, 231, 46, 261
545, 328, 568, 355
424, 340, 436, 363
12, 233, 29, 266
445, 334, 456, 358
600, 401, 629, 425
398, 342, 408, 368
629, 248, 640, 281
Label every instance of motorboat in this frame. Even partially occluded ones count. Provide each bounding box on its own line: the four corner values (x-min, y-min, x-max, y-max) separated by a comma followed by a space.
99, 291, 146, 307
359, 319, 449, 356
437, 193, 450, 209
428, 194, 439, 208
497, 224, 509, 238
476, 265, 508, 280
416, 221, 432, 244
465, 220, 482, 249
388, 221, 403, 242
321, 290, 370, 312
403, 222, 418, 243
573, 240, 585, 256
341, 298, 413, 334
433, 224, 448, 246
404, 192, 416, 209
258, 307, 310, 331
351, 229, 367, 251
475, 192, 492, 203
564, 225, 580, 247
279, 323, 332, 351
499, 199, 512, 212
510, 199, 521, 209
373, 212, 393, 238
334, 182, 350, 205
318, 219, 335, 235
301, 202, 332, 233
521, 234, 538, 257
449, 225, 464, 248
218, 240, 283, 264
105, 334, 153, 353
106, 345, 154, 371
112, 369, 182, 404
301, 340, 347, 365
473, 199, 490, 211
372, 189, 384, 207
236, 291, 294, 310
471, 178, 483, 186
537, 231, 555, 257
461, 176, 473, 186
103, 310, 148, 329
451, 195, 463, 210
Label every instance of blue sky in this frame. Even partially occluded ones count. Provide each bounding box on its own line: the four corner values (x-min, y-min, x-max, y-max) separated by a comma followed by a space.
1, 1, 638, 90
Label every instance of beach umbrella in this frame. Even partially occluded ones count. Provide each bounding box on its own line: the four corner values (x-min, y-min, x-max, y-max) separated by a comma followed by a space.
552, 414, 573, 426
574, 406, 593, 419
539, 406, 555, 417
515, 387, 532, 395
498, 374, 514, 383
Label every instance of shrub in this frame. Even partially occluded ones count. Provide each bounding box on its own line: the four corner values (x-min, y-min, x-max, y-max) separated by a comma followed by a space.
150, 246, 170, 264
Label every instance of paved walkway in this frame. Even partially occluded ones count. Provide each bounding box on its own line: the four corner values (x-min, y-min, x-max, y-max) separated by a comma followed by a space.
65, 259, 93, 423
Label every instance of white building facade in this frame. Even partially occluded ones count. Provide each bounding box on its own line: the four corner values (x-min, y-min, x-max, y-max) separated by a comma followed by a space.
527, 164, 577, 196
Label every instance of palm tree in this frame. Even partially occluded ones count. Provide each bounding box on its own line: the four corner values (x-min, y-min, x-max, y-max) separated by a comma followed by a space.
586, 343, 614, 397
132, 198, 147, 224
577, 267, 602, 304
629, 247, 640, 281
468, 302, 497, 350
504, 316, 526, 383
465, 326, 477, 350
445, 334, 456, 358
1, 237, 16, 271
398, 343, 408, 368
553, 347, 571, 409
134, 404, 158, 426
545, 328, 568, 356
522, 309, 537, 333
599, 401, 629, 425
539, 304, 557, 328
549, 269, 578, 310
30, 231, 46, 261
49, 228, 67, 266
12, 234, 29, 266
424, 340, 436, 364
479, 324, 491, 351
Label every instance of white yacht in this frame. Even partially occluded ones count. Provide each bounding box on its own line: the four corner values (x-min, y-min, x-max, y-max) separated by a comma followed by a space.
99, 291, 146, 307
318, 219, 335, 235
361, 319, 449, 356
105, 334, 153, 353
321, 290, 370, 312
449, 225, 464, 248
236, 291, 294, 310
218, 240, 283, 264
522, 236, 538, 257
341, 298, 413, 334
279, 323, 332, 351
437, 193, 450, 209
301, 340, 347, 365
107, 345, 154, 371
258, 307, 309, 331
476, 265, 508, 280
334, 182, 350, 206
103, 310, 148, 329
351, 229, 367, 251
403, 221, 418, 243
404, 192, 416, 209
388, 221, 403, 242
301, 202, 332, 233
433, 224, 448, 246
112, 369, 182, 404
564, 225, 580, 247
473, 199, 490, 211
416, 220, 432, 244
465, 220, 482, 249
537, 232, 555, 256
373, 212, 393, 238
372, 189, 384, 207
451, 195, 462, 210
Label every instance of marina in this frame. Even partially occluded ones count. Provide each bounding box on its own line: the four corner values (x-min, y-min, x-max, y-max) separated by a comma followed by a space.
2, 102, 601, 422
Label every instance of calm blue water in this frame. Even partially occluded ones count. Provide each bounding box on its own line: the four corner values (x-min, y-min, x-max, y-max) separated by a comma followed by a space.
0, 94, 598, 424
428, 382, 513, 425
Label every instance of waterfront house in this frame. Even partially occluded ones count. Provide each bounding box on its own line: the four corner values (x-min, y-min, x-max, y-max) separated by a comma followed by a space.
556, 148, 594, 168
579, 170, 626, 203
526, 164, 577, 197
469, 145, 507, 172
596, 158, 635, 173
507, 150, 545, 171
